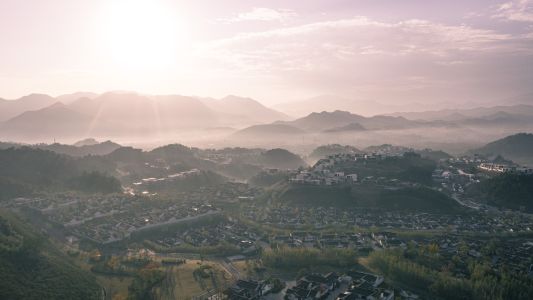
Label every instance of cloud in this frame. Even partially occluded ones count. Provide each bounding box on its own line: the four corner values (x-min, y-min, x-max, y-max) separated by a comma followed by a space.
193, 14, 533, 103
218, 7, 296, 23
203, 16, 516, 71
494, 0, 533, 22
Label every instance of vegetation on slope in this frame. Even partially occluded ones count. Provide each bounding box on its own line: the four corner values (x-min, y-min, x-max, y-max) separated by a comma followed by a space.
336, 152, 437, 185
0, 210, 101, 299
0, 147, 121, 199
467, 173, 533, 212
368, 248, 533, 300
471, 133, 533, 165
309, 144, 361, 161
258, 148, 307, 169
275, 183, 459, 213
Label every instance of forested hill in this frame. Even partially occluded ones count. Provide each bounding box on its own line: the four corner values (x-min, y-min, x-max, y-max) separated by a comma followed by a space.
0, 147, 121, 200
470, 133, 533, 165
0, 210, 101, 299
467, 173, 533, 212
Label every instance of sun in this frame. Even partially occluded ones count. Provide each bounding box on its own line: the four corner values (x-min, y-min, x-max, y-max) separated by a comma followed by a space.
102, 0, 187, 70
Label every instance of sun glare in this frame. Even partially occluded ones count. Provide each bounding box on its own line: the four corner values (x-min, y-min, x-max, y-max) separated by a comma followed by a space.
103, 0, 187, 70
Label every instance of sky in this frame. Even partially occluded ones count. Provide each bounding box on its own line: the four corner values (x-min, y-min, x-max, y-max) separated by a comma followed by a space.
1, 0, 533, 106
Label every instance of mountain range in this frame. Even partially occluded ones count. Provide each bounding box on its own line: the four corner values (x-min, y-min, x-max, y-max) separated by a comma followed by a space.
0, 94, 56, 122
1, 91, 532, 152
273, 95, 439, 118
233, 110, 454, 137
0, 91, 289, 141
387, 104, 533, 123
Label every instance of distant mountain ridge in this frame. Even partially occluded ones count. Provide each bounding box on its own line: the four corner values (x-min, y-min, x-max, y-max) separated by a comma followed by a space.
0, 91, 288, 141
273, 94, 435, 118
0, 93, 56, 122
230, 110, 454, 143
0, 102, 92, 139
388, 104, 533, 122
280, 110, 447, 131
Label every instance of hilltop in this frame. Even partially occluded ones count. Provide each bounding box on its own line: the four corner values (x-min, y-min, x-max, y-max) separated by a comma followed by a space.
257, 149, 307, 170
309, 144, 361, 162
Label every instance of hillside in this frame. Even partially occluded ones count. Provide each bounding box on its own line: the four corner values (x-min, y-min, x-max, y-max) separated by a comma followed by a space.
201, 95, 289, 125
274, 183, 460, 213
0, 147, 120, 199
0, 94, 56, 122
232, 124, 305, 139
0, 210, 101, 299
470, 133, 533, 165
0, 102, 91, 140
467, 173, 533, 212
323, 122, 366, 132
149, 144, 216, 170
309, 144, 361, 161
138, 170, 227, 193
56, 92, 98, 104
415, 149, 452, 161
258, 149, 307, 169
334, 152, 436, 185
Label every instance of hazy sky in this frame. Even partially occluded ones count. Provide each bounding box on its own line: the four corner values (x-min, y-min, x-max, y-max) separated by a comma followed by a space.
1, 0, 532, 105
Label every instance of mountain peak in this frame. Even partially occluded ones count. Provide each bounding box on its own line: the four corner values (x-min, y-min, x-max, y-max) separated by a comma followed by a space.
20, 93, 54, 99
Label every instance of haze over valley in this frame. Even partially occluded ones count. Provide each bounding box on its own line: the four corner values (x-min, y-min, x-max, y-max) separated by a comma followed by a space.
2, 91, 533, 156
1, 1, 533, 299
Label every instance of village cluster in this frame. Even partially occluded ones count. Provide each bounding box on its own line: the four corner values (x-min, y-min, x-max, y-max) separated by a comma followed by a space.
228, 271, 397, 300
1, 182, 261, 244
241, 205, 533, 234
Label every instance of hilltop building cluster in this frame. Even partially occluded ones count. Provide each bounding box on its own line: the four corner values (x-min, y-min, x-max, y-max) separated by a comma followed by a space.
478, 163, 533, 174
290, 153, 387, 185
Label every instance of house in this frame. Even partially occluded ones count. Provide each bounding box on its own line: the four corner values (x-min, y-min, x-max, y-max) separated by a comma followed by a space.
285, 272, 341, 300
227, 279, 264, 299
347, 174, 358, 183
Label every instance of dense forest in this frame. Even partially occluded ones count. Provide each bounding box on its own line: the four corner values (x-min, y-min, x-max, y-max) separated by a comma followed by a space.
0, 147, 120, 199
467, 173, 533, 212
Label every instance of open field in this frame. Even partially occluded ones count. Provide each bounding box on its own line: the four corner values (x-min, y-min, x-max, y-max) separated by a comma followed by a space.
155, 260, 231, 300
